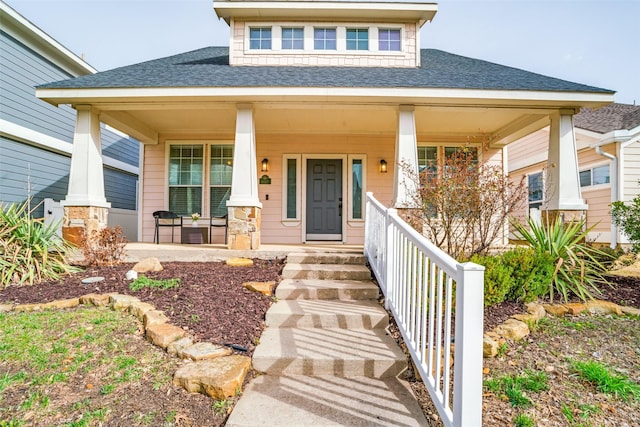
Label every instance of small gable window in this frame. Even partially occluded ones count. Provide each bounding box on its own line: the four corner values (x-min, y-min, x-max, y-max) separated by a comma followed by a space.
314, 28, 336, 50
346, 28, 368, 51
249, 27, 272, 50
282, 27, 304, 50
379, 29, 401, 51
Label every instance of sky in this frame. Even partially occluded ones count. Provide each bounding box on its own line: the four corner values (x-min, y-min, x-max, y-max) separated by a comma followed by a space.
5, 0, 639, 105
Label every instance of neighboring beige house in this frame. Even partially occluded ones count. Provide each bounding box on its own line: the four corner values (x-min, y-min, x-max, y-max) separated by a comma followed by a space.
509, 103, 640, 247
35, 0, 615, 249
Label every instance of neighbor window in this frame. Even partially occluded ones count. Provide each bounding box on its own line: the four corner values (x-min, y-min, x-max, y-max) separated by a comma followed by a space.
209, 145, 233, 217
282, 27, 304, 50
346, 28, 368, 50
249, 27, 272, 49
169, 145, 203, 216
314, 28, 336, 50
378, 29, 401, 51
579, 164, 610, 188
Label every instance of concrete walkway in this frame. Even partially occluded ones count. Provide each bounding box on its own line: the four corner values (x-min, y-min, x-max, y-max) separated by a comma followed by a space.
226, 252, 427, 426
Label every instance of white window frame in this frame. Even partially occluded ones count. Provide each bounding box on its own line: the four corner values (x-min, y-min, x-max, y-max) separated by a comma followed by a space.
417, 143, 483, 176
579, 162, 611, 190
347, 154, 367, 224
378, 28, 402, 52
248, 26, 272, 50
281, 154, 302, 225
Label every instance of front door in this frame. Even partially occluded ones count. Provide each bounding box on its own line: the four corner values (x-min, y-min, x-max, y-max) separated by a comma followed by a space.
306, 159, 342, 241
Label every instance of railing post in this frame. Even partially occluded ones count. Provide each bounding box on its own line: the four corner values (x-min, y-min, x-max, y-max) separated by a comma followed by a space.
384, 208, 397, 311
452, 262, 485, 427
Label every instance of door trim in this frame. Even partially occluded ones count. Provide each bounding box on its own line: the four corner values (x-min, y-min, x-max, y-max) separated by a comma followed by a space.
301, 154, 347, 243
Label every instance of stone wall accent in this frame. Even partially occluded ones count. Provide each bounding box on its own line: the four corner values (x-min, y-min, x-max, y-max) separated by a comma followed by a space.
243, 281, 276, 296
173, 355, 252, 400
62, 205, 109, 247
227, 206, 261, 250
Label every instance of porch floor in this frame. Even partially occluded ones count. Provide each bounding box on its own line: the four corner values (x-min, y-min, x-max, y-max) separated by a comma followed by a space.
123, 242, 364, 263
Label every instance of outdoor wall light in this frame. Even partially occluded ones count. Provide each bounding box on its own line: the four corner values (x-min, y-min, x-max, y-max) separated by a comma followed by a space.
379, 159, 388, 173
261, 158, 269, 172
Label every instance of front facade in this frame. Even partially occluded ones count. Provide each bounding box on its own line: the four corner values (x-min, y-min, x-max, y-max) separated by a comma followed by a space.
35, 0, 615, 249
0, 1, 140, 241
509, 103, 640, 247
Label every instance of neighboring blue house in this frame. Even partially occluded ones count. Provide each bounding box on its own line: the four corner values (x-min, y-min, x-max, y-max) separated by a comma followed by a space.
0, 1, 139, 240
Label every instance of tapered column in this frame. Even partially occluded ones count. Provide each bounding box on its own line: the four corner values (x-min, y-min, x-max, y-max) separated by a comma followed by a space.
543, 111, 588, 218
61, 105, 110, 246
227, 104, 262, 250
392, 105, 421, 229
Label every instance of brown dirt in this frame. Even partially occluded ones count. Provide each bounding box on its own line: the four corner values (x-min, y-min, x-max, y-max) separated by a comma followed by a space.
1, 261, 638, 426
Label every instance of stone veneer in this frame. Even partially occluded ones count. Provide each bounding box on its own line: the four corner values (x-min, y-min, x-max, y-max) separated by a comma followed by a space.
62, 205, 109, 246
227, 206, 261, 250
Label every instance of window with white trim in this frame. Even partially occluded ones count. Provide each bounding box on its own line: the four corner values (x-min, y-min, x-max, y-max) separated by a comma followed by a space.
169, 145, 203, 216
378, 28, 401, 51
282, 27, 304, 50
209, 145, 233, 217
346, 28, 368, 51
282, 154, 301, 221
348, 155, 366, 221
528, 172, 543, 210
314, 27, 336, 50
249, 27, 272, 49
579, 164, 610, 188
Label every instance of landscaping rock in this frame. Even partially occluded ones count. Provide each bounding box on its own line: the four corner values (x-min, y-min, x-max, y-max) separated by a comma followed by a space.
585, 300, 623, 315
42, 298, 80, 310
125, 270, 138, 280
143, 310, 169, 328
525, 302, 546, 320
109, 294, 141, 311
79, 293, 111, 306
512, 313, 537, 323
129, 301, 156, 321
483, 335, 499, 358
493, 319, 530, 341
133, 257, 163, 273
13, 303, 42, 312
0, 304, 13, 313
621, 306, 640, 316
168, 337, 195, 357
173, 355, 252, 399
146, 323, 187, 349
226, 257, 253, 267
542, 304, 569, 317
179, 342, 233, 361
243, 281, 276, 296
564, 302, 587, 315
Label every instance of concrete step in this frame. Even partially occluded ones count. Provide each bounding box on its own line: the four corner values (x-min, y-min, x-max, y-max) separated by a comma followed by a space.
282, 263, 371, 281
266, 300, 388, 329
225, 375, 428, 426
252, 327, 406, 378
276, 279, 379, 301
286, 252, 366, 265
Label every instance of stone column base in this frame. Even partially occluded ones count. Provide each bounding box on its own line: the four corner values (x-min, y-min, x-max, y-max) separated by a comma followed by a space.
62, 205, 109, 247
541, 209, 585, 225
227, 206, 261, 250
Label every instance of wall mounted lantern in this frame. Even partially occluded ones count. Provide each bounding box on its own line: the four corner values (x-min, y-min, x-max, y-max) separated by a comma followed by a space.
261, 158, 269, 172
379, 159, 388, 173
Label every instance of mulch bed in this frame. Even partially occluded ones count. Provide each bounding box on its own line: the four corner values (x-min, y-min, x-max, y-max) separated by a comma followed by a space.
0, 260, 284, 357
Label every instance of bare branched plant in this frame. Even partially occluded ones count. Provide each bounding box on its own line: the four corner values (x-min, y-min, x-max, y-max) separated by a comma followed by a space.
403, 137, 527, 259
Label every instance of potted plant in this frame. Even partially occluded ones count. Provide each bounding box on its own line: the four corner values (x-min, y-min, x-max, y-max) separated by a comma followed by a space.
191, 213, 200, 227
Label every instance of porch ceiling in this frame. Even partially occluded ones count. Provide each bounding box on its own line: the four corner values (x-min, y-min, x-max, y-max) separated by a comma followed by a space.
94, 101, 552, 143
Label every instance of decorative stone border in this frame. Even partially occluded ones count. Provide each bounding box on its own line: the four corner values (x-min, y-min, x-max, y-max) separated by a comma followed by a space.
483, 300, 640, 358
0, 293, 251, 400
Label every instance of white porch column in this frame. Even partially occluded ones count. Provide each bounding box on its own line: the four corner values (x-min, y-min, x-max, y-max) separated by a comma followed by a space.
61, 105, 110, 246
227, 104, 262, 249
543, 111, 588, 214
392, 105, 419, 209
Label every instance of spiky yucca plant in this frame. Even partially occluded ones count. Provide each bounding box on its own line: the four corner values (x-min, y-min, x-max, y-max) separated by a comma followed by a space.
0, 200, 79, 288
512, 217, 611, 302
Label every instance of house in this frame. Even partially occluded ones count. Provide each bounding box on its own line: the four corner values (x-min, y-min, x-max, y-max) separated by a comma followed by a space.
0, 1, 139, 241
509, 103, 640, 247
34, 0, 615, 250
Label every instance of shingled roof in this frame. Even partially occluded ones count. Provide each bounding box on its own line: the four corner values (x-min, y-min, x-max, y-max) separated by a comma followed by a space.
575, 103, 640, 134
38, 47, 613, 94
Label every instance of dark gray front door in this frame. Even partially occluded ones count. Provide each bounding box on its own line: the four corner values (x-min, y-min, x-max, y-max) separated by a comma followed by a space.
306, 159, 342, 240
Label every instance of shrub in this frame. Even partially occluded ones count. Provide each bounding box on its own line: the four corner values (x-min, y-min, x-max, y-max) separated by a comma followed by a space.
81, 226, 127, 267
611, 192, 640, 253
0, 199, 78, 288
470, 253, 513, 307
502, 247, 555, 303
512, 217, 611, 302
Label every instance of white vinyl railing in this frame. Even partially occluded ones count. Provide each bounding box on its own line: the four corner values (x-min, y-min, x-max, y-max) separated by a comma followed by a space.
364, 192, 485, 427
